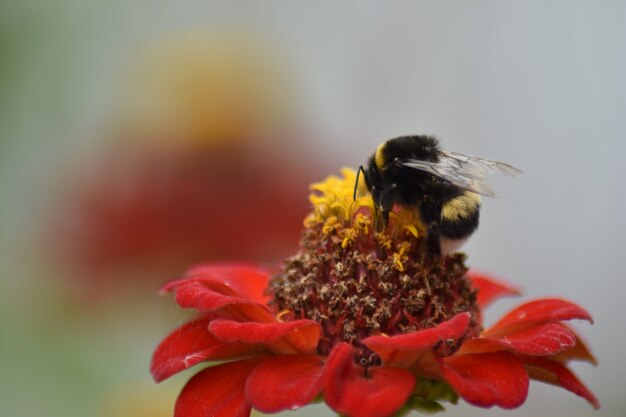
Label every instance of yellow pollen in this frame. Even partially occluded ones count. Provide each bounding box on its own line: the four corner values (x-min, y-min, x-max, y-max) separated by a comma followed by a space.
304, 168, 427, 250
392, 241, 412, 271
304, 168, 374, 227
322, 216, 339, 235
341, 228, 358, 248
354, 213, 371, 234
375, 233, 392, 250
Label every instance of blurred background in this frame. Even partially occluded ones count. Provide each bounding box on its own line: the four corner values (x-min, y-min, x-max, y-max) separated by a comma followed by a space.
1, 1, 624, 416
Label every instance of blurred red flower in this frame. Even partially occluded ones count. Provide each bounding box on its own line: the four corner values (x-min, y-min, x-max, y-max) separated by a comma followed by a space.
48, 33, 323, 298
151, 265, 598, 417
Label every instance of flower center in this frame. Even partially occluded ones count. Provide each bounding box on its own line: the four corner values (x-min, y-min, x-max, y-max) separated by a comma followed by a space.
269, 169, 480, 365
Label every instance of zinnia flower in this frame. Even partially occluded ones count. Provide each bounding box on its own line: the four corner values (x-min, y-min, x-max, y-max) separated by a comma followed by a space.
151, 168, 598, 416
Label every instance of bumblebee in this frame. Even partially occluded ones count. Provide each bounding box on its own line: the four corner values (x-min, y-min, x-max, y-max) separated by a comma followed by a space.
355, 135, 522, 255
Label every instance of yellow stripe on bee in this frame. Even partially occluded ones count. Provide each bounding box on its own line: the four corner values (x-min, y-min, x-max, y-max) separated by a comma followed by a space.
441, 192, 481, 221
375, 142, 387, 170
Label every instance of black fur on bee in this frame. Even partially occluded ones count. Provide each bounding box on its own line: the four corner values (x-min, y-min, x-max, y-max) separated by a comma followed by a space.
354, 135, 521, 256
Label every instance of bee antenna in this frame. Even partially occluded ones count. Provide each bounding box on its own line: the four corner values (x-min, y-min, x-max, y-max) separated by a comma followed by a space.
353, 165, 365, 201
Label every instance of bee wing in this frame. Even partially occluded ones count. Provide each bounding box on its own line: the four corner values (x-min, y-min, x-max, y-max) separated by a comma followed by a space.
401, 151, 522, 198
442, 151, 523, 177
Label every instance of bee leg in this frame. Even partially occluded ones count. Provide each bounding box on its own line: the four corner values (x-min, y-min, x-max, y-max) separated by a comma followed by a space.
373, 208, 389, 232
376, 185, 395, 231
426, 224, 442, 257
381, 210, 389, 226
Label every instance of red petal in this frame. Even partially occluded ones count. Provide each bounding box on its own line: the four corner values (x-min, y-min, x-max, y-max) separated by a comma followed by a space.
209, 319, 321, 354
467, 270, 520, 308
439, 352, 529, 409
150, 316, 266, 382
175, 358, 263, 417
523, 357, 600, 409
323, 343, 415, 417
460, 322, 576, 356
553, 325, 598, 365
363, 312, 470, 367
161, 276, 238, 294
484, 298, 593, 336
245, 354, 324, 413
184, 263, 271, 305
171, 281, 274, 322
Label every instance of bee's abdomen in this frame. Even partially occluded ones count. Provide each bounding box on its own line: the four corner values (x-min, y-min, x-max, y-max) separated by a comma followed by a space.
439, 192, 480, 239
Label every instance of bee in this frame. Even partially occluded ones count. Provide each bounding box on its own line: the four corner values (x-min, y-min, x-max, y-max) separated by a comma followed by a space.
355, 135, 522, 255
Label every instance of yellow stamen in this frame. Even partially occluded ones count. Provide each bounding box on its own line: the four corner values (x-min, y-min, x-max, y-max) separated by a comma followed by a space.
392, 241, 412, 271
304, 168, 427, 250
275, 309, 291, 322
341, 228, 358, 248
403, 224, 419, 238
322, 216, 339, 235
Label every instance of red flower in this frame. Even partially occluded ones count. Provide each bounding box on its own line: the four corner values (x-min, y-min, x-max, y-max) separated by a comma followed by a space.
151, 264, 598, 417
151, 170, 598, 416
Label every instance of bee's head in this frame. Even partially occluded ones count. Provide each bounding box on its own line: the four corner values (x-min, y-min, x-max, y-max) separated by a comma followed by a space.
364, 155, 383, 192
381, 135, 441, 165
